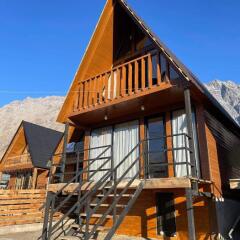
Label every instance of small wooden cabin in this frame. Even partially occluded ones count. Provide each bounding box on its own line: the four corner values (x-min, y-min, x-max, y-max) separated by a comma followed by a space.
41, 0, 240, 239
0, 121, 63, 189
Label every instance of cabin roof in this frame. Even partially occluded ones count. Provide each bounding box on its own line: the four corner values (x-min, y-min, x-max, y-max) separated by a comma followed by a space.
1, 121, 63, 170
57, 0, 240, 133
118, 0, 240, 131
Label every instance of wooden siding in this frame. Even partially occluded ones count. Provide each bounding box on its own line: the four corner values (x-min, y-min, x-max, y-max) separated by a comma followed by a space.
0, 189, 46, 226
205, 124, 222, 196
36, 169, 49, 189
96, 189, 212, 239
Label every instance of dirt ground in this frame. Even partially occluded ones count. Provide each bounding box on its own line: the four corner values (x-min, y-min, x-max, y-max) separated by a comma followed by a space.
0, 231, 152, 240
0, 231, 41, 240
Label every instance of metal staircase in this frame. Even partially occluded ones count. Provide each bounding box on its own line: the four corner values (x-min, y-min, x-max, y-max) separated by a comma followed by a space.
41, 143, 144, 240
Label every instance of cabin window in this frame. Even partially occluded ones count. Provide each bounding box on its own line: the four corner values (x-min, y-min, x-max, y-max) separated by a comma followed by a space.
89, 120, 139, 181
160, 54, 168, 80
170, 66, 180, 82
151, 54, 158, 85
146, 116, 167, 178
171, 109, 201, 177
15, 171, 32, 189
156, 192, 176, 237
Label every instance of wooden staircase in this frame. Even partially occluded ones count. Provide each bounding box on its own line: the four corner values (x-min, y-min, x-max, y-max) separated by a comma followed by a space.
40, 143, 144, 240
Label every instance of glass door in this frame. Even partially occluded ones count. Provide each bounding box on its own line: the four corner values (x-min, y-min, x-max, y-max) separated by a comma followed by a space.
146, 116, 167, 178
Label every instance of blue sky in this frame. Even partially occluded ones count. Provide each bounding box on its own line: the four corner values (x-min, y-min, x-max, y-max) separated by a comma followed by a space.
0, 0, 239, 107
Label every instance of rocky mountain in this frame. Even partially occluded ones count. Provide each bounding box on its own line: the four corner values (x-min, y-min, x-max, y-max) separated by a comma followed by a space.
206, 80, 240, 125
0, 96, 65, 158
0, 80, 239, 158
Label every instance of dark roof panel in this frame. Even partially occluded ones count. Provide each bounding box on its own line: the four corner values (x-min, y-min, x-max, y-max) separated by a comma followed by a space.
23, 121, 63, 169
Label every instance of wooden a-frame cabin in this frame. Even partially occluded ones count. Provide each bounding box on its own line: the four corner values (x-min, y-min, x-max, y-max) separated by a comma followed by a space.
0, 121, 63, 189
41, 0, 240, 239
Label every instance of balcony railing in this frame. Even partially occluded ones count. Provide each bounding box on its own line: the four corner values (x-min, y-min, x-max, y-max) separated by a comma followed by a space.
4, 153, 32, 167
72, 51, 168, 113
49, 133, 194, 184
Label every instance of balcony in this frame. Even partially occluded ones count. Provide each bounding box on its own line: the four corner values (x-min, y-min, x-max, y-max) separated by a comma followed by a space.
3, 154, 32, 171
48, 133, 203, 193
69, 52, 178, 125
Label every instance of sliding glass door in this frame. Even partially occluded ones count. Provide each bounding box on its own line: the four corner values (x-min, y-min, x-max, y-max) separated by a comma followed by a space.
89, 127, 112, 181
172, 109, 200, 177
146, 116, 167, 178
113, 120, 139, 179
89, 120, 139, 181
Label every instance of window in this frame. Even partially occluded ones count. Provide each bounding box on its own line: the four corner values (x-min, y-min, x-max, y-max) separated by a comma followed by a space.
146, 116, 167, 178
170, 66, 180, 82
156, 192, 176, 237
15, 171, 32, 189
160, 54, 168, 80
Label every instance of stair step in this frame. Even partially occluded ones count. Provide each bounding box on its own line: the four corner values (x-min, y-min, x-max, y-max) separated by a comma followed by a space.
60, 236, 83, 240
71, 224, 106, 231
80, 213, 113, 219
96, 194, 132, 198
90, 203, 126, 208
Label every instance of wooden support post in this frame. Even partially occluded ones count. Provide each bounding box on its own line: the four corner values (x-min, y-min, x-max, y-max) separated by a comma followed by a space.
184, 88, 197, 178
185, 188, 196, 240
83, 131, 90, 181
139, 118, 145, 178
148, 54, 152, 88
134, 61, 139, 93
60, 122, 69, 183
156, 52, 161, 85
32, 168, 38, 189
165, 112, 174, 177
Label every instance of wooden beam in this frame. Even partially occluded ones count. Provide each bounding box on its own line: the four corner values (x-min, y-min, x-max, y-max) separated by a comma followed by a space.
139, 117, 145, 178
83, 131, 91, 181
32, 168, 38, 189
165, 112, 174, 177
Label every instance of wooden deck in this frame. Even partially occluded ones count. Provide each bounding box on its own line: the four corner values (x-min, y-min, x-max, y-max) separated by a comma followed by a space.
48, 177, 192, 193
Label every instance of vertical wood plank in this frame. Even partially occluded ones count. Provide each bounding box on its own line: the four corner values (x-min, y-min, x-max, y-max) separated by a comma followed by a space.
83, 131, 90, 181
88, 78, 93, 107
104, 73, 109, 102
128, 63, 132, 95
141, 58, 145, 90
79, 82, 84, 109
195, 104, 211, 180
121, 66, 126, 96
139, 118, 145, 178
92, 77, 97, 106
148, 54, 152, 88
116, 68, 121, 98
165, 112, 174, 177
99, 75, 103, 104
32, 168, 38, 189
156, 52, 161, 85
83, 81, 87, 109
110, 71, 115, 100
134, 60, 139, 93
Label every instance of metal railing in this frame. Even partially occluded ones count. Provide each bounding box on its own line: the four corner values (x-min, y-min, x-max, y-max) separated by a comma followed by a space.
41, 132, 194, 239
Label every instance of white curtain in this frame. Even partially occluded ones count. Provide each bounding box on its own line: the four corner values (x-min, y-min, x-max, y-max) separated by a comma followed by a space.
113, 120, 139, 179
89, 127, 112, 181
172, 109, 200, 177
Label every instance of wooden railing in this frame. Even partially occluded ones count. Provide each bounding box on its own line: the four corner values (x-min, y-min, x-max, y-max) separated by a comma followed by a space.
73, 51, 165, 112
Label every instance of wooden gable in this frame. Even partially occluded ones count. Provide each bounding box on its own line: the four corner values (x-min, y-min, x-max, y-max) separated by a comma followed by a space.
0, 123, 33, 172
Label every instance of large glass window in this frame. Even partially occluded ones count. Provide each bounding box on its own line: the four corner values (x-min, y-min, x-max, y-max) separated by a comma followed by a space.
146, 116, 167, 178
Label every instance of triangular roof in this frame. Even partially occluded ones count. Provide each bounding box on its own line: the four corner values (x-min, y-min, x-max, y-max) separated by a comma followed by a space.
1, 121, 63, 170
57, 0, 240, 132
